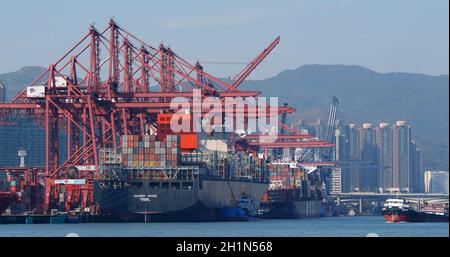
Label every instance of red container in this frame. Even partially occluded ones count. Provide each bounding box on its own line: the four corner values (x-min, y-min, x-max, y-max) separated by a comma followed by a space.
180, 133, 197, 150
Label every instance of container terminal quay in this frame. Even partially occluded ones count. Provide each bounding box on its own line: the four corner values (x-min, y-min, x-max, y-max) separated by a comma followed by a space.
0, 20, 447, 224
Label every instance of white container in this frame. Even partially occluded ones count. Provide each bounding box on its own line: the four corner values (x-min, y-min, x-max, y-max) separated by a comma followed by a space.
54, 179, 86, 185
54, 76, 68, 88
74, 165, 96, 171
26, 85, 45, 98
201, 139, 228, 152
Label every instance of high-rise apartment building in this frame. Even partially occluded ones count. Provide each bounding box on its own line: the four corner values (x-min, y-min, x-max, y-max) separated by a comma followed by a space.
332, 120, 422, 194
334, 126, 350, 192
347, 124, 360, 191
359, 123, 378, 192
0, 81, 5, 103
410, 140, 422, 192
331, 168, 342, 194
392, 121, 412, 192
424, 171, 449, 194
376, 123, 393, 192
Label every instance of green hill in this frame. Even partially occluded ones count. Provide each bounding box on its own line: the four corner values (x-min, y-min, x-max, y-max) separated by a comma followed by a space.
241, 64, 449, 170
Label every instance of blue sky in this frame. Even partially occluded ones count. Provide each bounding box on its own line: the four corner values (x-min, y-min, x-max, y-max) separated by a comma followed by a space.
0, 0, 448, 79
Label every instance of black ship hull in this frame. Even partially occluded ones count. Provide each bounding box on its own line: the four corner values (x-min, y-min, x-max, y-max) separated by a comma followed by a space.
94, 177, 268, 222
257, 201, 296, 219
257, 200, 322, 219
108, 200, 216, 222
382, 208, 449, 222
257, 189, 322, 219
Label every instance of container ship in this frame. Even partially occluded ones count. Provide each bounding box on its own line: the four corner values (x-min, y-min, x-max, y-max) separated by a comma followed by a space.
382, 198, 449, 223
256, 162, 323, 219
94, 130, 270, 222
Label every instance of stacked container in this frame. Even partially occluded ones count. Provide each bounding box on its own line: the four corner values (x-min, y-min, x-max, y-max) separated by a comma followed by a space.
99, 148, 122, 165
156, 113, 197, 150
268, 163, 306, 190
120, 134, 179, 168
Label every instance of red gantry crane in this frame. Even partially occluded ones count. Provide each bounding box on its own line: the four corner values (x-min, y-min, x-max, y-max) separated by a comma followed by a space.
0, 20, 334, 213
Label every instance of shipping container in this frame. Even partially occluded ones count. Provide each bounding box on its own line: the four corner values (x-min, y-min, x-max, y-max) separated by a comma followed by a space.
117, 134, 179, 168
180, 133, 197, 150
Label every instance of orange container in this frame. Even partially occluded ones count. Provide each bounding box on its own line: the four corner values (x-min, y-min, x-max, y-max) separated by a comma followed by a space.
262, 192, 268, 202
180, 133, 197, 150
157, 113, 173, 124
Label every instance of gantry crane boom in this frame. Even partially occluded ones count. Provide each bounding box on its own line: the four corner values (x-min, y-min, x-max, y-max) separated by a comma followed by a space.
227, 36, 281, 92
0, 20, 300, 213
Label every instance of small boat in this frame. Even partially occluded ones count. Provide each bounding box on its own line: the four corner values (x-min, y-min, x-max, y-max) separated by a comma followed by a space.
382, 198, 449, 223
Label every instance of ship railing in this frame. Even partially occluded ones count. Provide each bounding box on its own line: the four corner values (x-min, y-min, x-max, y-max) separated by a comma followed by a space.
200, 173, 268, 184
97, 165, 201, 182
125, 166, 200, 182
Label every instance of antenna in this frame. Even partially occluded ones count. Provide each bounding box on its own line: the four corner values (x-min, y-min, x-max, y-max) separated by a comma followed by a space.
18, 149, 27, 168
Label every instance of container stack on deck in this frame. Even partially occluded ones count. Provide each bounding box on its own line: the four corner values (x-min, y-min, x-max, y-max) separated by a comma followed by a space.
263, 162, 323, 202
268, 163, 305, 190
120, 135, 179, 168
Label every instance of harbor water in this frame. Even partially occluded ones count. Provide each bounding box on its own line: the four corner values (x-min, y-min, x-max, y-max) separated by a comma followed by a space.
0, 216, 448, 237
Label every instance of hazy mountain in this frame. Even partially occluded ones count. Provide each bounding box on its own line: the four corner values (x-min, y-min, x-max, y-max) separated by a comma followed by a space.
240, 64, 449, 170
0, 66, 47, 101
1, 65, 448, 170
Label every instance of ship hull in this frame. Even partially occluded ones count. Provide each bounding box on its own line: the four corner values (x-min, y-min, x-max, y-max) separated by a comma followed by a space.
94, 178, 268, 222
257, 199, 322, 219
382, 209, 449, 223
257, 201, 296, 219
257, 189, 322, 219
294, 200, 322, 218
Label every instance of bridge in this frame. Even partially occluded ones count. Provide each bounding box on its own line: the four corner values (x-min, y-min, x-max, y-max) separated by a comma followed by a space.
330, 192, 448, 213
331, 192, 448, 200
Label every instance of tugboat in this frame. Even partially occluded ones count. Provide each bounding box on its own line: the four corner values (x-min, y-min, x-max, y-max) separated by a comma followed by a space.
382, 198, 449, 223
217, 199, 257, 221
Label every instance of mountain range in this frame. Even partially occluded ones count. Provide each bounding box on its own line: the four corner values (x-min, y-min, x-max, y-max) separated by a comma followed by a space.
240, 64, 449, 171
1, 64, 448, 170
0, 66, 47, 100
